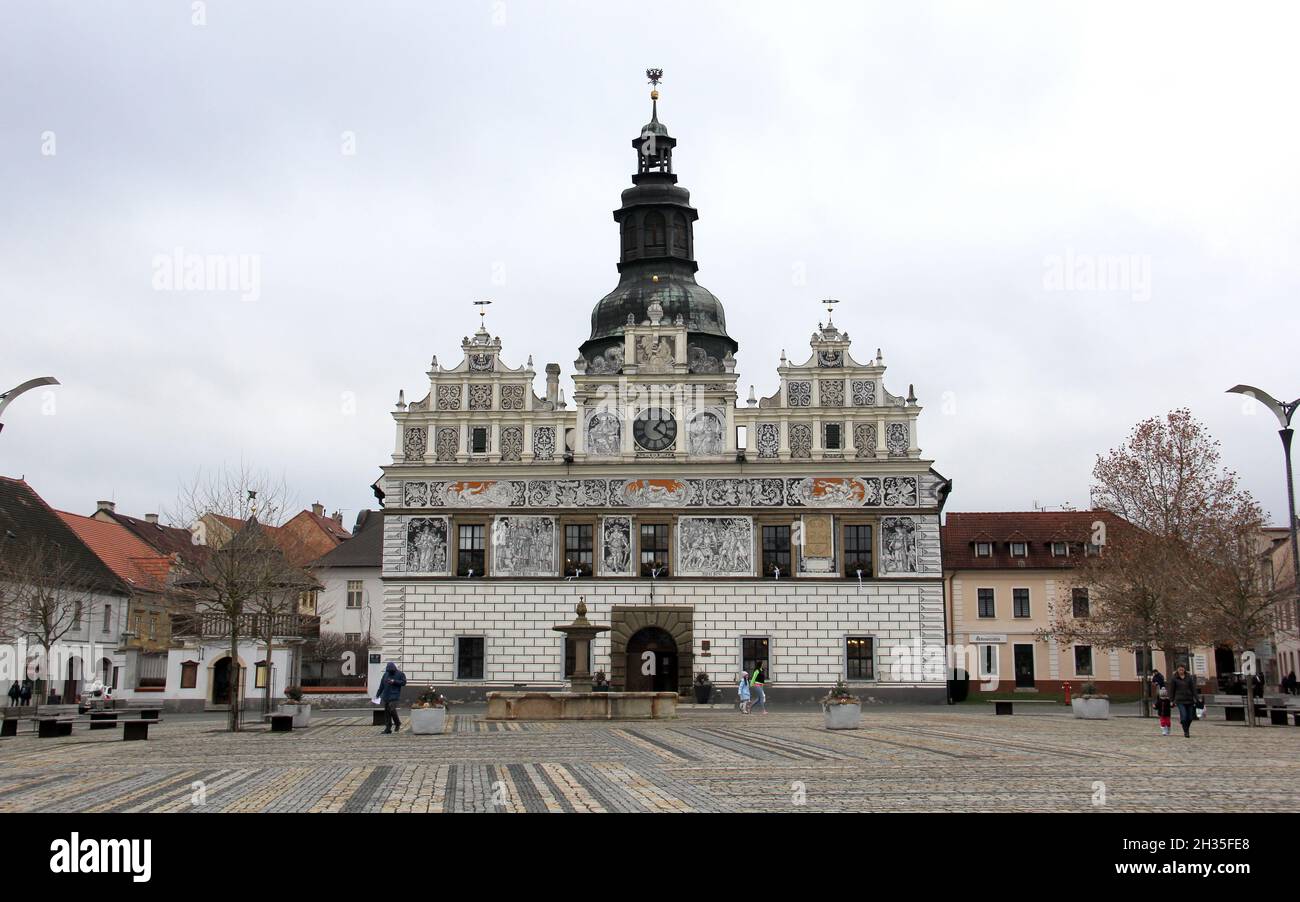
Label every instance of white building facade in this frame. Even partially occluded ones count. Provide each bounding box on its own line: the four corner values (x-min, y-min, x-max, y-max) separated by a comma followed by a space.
377, 85, 951, 703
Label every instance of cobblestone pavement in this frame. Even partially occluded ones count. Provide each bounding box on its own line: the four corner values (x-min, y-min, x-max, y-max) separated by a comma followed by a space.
1, 709, 1296, 813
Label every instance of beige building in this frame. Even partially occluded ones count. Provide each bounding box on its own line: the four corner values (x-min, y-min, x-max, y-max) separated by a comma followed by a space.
943, 511, 1224, 695
1264, 528, 1299, 687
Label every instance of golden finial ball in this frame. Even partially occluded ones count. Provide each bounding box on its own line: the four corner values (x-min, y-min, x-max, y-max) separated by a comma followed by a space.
651, 275, 659, 283
650, 89, 659, 100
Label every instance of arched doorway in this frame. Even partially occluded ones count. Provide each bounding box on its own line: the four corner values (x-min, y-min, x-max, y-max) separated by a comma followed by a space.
625, 627, 678, 692
211, 657, 233, 705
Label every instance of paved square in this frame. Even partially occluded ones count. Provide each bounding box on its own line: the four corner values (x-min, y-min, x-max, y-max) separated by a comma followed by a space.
1, 708, 1296, 813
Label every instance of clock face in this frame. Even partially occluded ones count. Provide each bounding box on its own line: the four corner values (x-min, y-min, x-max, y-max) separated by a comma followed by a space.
633, 407, 677, 451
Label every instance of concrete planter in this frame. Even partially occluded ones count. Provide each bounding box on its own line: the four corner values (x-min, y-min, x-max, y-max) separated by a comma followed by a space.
279, 703, 311, 728
410, 706, 447, 734
1071, 697, 1110, 720
823, 701, 861, 729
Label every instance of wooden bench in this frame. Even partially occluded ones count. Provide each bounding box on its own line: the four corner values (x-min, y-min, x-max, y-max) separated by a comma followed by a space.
992, 699, 1056, 715
35, 715, 159, 740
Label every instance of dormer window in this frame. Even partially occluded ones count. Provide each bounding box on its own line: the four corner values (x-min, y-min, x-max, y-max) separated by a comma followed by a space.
1085, 543, 1102, 557
1051, 542, 1069, 557
975, 542, 993, 558
1010, 542, 1027, 557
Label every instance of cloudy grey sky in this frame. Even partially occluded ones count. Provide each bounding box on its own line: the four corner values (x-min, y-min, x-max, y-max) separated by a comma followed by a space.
2, 0, 1298, 527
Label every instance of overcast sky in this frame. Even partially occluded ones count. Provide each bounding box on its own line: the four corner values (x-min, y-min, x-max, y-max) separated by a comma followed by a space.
2, 0, 1298, 528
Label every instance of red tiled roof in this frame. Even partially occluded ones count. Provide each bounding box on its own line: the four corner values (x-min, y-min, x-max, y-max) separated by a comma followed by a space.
942, 510, 1133, 571
0, 477, 126, 594
56, 510, 173, 593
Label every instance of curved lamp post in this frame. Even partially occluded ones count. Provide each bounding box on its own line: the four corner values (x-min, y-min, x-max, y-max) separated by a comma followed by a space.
1227, 384, 1300, 632
0, 377, 60, 434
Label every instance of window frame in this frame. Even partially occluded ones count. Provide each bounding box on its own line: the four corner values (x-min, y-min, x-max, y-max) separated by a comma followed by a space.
470, 425, 490, 455
840, 520, 874, 579
346, 579, 364, 609
1071, 587, 1090, 618
741, 636, 771, 683
974, 542, 993, 558
844, 635, 876, 682
180, 660, 199, 689
1012, 587, 1031, 619
561, 518, 596, 578
760, 522, 793, 578
455, 520, 488, 577
1051, 541, 1070, 558
977, 587, 996, 619
455, 635, 487, 681
1073, 645, 1094, 677
1009, 541, 1027, 557
638, 519, 672, 578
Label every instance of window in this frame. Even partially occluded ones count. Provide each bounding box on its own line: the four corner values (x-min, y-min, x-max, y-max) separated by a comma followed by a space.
471, 427, 489, 454
824, 423, 842, 450
621, 219, 636, 255
671, 212, 689, 254
1074, 645, 1093, 676
1085, 543, 1102, 556
640, 523, 670, 577
846, 636, 874, 680
102, 605, 112, 633
1010, 542, 1027, 557
347, 580, 363, 609
975, 542, 992, 558
72, 602, 83, 630
977, 588, 995, 618
180, 661, 198, 689
1072, 588, 1090, 618
644, 211, 666, 253
148, 614, 158, 641
345, 633, 361, 643
564, 523, 594, 577
979, 645, 998, 679
1134, 647, 1153, 676
843, 524, 873, 578
1051, 542, 1069, 557
742, 637, 770, 680
762, 525, 791, 577
255, 660, 270, 689
457, 524, 485, 576
456, 637, 485, 680
1013, 588, 1030, 618
299, 591, 318, 615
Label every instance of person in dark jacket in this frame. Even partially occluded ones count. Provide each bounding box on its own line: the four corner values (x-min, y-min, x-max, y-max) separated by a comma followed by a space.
18, 683, 32, 706
376, 662, 407, 734
6, 683, 17, 706
1150, 668, 1165, 693
1169, 665, 1201, 738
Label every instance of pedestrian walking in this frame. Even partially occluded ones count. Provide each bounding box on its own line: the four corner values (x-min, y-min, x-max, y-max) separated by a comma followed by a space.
749, 662, 768, 714
375, 662, 407, 734
1150, 667, 1165, 694
18, 682, 32, 706
6, 683, 17, 707
1169, 665, 1201, 738
1155, 687, 1172, 736
737, 671, 751, 714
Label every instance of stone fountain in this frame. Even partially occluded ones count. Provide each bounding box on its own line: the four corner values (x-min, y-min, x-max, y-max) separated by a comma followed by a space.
485, 599, 678, 721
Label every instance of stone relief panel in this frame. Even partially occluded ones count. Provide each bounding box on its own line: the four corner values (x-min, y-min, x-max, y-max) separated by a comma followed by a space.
854, 422, 877, 458
599, 516, 634, 576
533, 426, 556, 460
499, 384, 525, 410
586, 345, 625, 375
851, 379, 876, 407
406, 517, 449, 574
798, 513, 835, 574
687, 408, 725, 456
468, 384, 493, 410
435, 427, 459, 461
819, 379, 845, 408
789, 423, 813, 459
886, 422, 910, 456
787, 381, 812, 407
500, 426, 523, 462
436, 385, 462, 411
880, 516, 919, 574
586, 411, 622, 456
403, 426, 427, 460
676, 516, 754, 577
635, 334, 676, 373
468, 352, 493, 372
688, 345, 722, 373
491, 515, 556, 577
396, 476, 922, 510
756, 423, 780, 458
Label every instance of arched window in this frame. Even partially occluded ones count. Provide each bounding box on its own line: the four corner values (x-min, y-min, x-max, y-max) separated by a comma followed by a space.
621, 219, 636, 257
644, 211, 666, 253
672, 212, 688, 255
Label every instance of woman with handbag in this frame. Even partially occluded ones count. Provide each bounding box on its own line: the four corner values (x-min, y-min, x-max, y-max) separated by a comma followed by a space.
1169, 665, 1201, 738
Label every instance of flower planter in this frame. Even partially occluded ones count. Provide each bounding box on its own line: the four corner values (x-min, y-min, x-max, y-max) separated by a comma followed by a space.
1071, 697, 1110, 720
823, 701, 861, 730
279, 703, 311, 729
411, 706, 447, 735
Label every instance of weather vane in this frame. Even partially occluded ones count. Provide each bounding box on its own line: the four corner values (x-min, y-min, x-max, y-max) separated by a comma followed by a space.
646, 68, 663, 87
473, 299, 493, 323
822, 298, 840, 323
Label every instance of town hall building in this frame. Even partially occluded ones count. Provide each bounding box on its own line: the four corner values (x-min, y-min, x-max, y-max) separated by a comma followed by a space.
377, 76, 952, 703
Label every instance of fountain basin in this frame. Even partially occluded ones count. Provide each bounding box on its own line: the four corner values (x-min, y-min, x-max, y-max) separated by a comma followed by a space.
486, 691, 677, 721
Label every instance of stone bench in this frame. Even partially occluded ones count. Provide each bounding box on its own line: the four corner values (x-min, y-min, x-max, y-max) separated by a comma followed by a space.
263, 713, 294, 732
486, 691, 677, 721
991, 699, 1055, 715
34, 715, 158, 740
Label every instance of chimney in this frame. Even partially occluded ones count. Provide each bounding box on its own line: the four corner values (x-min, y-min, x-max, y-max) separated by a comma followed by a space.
311, 502, 324, 517
96, 500, 115, 514
144, 513, 159, 524
545, 363, 560, 406
332, 510, 343, 526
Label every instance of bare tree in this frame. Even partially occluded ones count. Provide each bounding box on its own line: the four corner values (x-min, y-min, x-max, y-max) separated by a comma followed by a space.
167, 465, 301, 731
0, 538, 102, 704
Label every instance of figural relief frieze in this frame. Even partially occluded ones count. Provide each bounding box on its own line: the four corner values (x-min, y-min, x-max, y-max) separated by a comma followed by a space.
880, 516, 919, 573
491, 515, 556, 577
600, 516, 634, 575
586, 411, 622, 456
687, 409, 725, 456
677, 516, 753, 576
635, 334, 676, 373
406, 517, 449, 574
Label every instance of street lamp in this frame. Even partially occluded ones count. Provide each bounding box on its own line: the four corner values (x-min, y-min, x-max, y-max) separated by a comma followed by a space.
0, 377, 59, 434
1226, 384, 1300, 631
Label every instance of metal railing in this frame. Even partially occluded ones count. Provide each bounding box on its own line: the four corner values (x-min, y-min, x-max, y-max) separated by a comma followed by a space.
173, 612, 319, 639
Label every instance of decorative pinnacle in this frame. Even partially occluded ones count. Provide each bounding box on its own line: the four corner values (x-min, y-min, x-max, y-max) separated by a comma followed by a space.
473, 298, 492, 323
646, 68, 663, 87
822, 298, 840, 324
